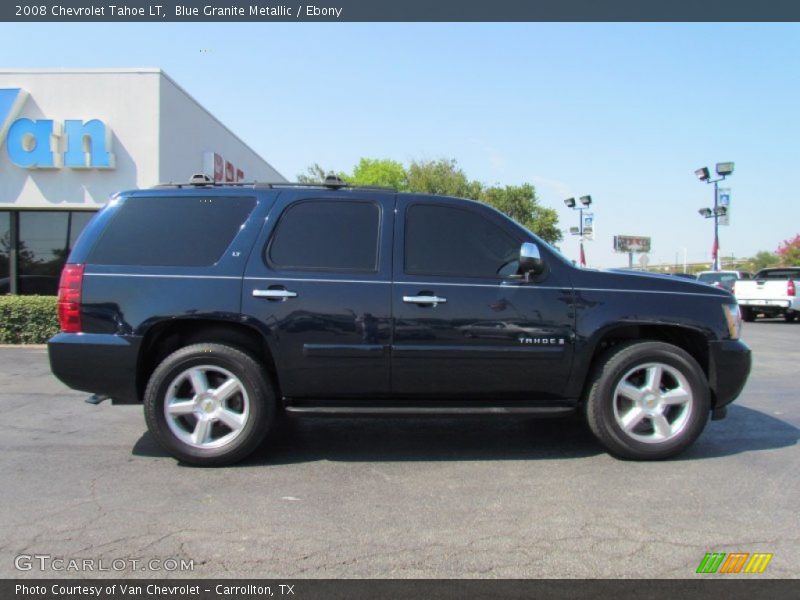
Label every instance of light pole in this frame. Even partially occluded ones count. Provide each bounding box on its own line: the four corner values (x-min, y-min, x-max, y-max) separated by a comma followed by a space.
696, 162, 734, 271
564, 195, 593, 267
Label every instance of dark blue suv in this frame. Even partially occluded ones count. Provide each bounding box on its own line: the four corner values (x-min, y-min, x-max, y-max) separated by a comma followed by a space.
48, 179, 751, 465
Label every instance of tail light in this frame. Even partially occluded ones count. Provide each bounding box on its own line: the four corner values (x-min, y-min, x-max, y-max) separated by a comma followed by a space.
789, 280, 796, 297
57, 264, 84, 333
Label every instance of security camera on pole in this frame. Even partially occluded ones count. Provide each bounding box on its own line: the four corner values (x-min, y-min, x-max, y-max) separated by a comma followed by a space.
564, 195, 594, 267
696, 162, 734, 271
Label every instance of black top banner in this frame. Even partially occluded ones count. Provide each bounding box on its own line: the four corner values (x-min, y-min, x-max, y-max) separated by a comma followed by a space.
4, 0, 800, 22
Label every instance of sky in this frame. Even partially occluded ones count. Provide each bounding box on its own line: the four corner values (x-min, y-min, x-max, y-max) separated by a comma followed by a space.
1, 22, 798, 269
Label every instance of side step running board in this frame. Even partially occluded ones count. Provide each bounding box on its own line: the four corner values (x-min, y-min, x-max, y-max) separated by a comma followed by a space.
284, 405, 575, 416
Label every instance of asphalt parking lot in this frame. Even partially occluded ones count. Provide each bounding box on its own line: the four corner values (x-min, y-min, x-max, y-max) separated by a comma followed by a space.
1, 322, 797, 579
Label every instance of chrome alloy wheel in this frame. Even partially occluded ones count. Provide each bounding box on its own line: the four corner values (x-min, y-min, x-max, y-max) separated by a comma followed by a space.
612, 362, 694, 444
163, 365, 250, 449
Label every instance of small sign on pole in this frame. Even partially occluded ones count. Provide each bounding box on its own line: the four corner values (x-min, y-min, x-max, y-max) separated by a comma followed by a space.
718, 188, 731, 226
582, 213, 594, 240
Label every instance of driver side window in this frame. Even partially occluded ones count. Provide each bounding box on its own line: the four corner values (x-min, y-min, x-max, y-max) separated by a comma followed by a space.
404, 203, 520, 278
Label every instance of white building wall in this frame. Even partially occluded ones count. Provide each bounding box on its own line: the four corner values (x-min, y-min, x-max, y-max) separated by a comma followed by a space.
0, 69, 162, 209
158, 74, 285, 184
0, 69, 286, 211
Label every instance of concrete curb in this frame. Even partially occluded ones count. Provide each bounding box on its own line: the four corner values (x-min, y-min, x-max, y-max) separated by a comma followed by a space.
0, 344, 47, 349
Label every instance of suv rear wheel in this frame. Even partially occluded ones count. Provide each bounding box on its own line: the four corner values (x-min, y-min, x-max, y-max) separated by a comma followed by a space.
144, 343, 275, 466
584, 341, 710, 460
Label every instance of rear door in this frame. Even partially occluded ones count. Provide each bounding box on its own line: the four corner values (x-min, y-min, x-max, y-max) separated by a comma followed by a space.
391, 196, 575, 400
242, 190, 394, 399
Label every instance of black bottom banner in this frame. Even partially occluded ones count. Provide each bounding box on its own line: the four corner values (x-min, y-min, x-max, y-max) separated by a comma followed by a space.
4, 579, 799, 600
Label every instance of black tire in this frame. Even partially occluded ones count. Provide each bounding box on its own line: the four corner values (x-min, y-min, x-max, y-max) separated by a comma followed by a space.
144, 343, 276, 466
784, 312, 797, 323
584, 341, 710, 460
741, 307, 755, 322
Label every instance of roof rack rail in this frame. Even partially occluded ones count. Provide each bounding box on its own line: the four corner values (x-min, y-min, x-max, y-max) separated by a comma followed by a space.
152, 176, 396, 192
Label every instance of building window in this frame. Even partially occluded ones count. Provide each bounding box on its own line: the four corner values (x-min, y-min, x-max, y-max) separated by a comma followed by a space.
4, 211, 95, 295
0, 211, 10, 287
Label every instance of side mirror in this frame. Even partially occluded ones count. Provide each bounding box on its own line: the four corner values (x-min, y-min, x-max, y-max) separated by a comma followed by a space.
518, 242, 544, 277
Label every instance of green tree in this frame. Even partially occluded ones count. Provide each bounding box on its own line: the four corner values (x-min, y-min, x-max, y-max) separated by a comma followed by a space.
746, 250, 781, 272
296, 163, 334, 184
405, 159, 482, 200
348, 158, 408, 190
296, 157, 563, 244
480, 184, 563, 244
296, 159, 408, 190
777, 235, 800, 266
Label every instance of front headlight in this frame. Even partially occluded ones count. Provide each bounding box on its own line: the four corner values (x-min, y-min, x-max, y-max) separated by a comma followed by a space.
722, 303, 742, 340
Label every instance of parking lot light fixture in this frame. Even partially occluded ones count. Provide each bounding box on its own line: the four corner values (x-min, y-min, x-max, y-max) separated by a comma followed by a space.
716, 162, 735, 176
565, 195, 595, 267
696, 161, 734, 271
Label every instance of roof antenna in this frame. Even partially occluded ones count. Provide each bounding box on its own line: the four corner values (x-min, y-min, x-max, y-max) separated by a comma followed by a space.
323, 174, 347, 189
189, 173, 214, 186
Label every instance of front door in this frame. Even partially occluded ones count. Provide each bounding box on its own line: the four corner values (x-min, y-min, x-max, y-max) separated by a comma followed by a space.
242, 190, 394, 399
391, 197, 574, 400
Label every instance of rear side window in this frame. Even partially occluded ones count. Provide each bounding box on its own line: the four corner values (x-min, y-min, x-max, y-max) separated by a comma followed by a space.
268, 200, 380, 271
405, 204, 519, 278
89, 196, 256, 267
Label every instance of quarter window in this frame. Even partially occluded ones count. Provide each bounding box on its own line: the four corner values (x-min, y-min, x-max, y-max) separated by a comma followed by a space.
89, 196, 256, 267
268, 200, 380, 271
405, 204, 519, 278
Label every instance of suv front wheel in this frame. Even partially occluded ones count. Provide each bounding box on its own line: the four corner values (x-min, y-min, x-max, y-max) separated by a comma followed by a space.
584, 341, 710, 460
144, 343, 275, 466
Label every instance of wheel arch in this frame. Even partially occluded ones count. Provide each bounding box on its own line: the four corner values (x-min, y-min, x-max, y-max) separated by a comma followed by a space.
136, 318, 280, 403
572, 322, 711, 404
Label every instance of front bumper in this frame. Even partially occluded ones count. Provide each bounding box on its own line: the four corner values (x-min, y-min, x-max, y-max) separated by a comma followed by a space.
708, 339, 751, 408
48, 333, 142, 404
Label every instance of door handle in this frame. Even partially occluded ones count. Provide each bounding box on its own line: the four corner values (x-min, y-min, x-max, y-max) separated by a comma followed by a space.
403, 295, 447, 306
253, 289, 298, 299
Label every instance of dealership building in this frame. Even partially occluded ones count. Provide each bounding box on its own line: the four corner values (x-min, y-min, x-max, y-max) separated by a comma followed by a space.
0, 68, 286, 295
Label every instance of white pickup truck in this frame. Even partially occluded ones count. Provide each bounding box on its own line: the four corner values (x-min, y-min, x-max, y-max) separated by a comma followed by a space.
734, 267, 800, 322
